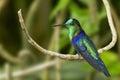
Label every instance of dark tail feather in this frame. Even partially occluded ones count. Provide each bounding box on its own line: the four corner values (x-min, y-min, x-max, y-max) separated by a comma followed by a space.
98, 61, 111, 77
102, 67, 111, 77
96, 58, 111, 77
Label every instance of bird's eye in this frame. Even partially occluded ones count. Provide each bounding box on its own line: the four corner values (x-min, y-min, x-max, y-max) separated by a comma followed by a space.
70, 23, 74, 25
70, 21, 76, 25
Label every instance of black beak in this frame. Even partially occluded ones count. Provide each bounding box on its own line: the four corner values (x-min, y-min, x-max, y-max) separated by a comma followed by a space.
53, 24, 66, 27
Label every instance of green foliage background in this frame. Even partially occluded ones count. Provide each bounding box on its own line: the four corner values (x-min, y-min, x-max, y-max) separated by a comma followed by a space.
0, 0, 120, 80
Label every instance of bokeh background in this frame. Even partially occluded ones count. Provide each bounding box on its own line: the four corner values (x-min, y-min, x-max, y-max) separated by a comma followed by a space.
0, 0, 120, 80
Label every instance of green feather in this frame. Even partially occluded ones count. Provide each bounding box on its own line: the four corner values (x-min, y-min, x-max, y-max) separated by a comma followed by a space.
83, 37, 98, 60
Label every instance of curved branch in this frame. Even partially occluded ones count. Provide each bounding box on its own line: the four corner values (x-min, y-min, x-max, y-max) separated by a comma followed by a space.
18, 0, 117, 60
98, 0, 117, 53
18, 9, 82, 60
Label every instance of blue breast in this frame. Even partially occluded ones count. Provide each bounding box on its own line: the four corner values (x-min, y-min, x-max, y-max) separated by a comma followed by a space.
72, 31, 85, 43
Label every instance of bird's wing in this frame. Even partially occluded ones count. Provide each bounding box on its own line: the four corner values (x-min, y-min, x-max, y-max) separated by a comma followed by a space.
82, 37, 110, 77
72, 35, 110, 77
82, 36, 99, 60
73, 36, 102, 71
74, 35, 99, 60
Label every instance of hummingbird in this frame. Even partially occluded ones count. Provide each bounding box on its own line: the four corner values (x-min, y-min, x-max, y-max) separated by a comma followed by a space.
54, 18, 110, 77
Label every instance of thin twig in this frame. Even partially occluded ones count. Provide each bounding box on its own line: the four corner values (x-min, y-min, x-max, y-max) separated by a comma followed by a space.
0, 45, 20, 64
98, 0, 117, 53
0, 60, 58, 79
54, 10, 66, 80
5, 63, 12, 80
18, 0, 117, 60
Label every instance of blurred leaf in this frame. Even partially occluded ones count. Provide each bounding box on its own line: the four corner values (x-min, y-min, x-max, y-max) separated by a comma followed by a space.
60, 61, 93, 80
68, 46, 75, 54
80, 0, 89, 5
69, 2, 99, 36
59, 29, 69, 49
50, 0, 70, 19
101, 51, 120, 76
98, 7, 106, 21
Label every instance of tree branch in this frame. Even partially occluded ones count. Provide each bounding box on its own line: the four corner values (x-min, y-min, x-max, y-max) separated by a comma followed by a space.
0, 60, 58, 79
98, 0, 117, 53
0, 45, 20, 64
18, 9, 82, 60
17, 0, 117, 60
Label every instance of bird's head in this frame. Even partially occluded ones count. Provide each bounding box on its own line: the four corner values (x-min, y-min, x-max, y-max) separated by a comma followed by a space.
54, 18, 81, 28
53, 18, 83, 39
55, 18, 82, 31
65, 18, 81, 27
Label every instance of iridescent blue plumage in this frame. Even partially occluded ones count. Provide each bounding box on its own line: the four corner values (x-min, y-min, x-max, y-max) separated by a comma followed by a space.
72, 31, 110, 77
54, 18, 110, 77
